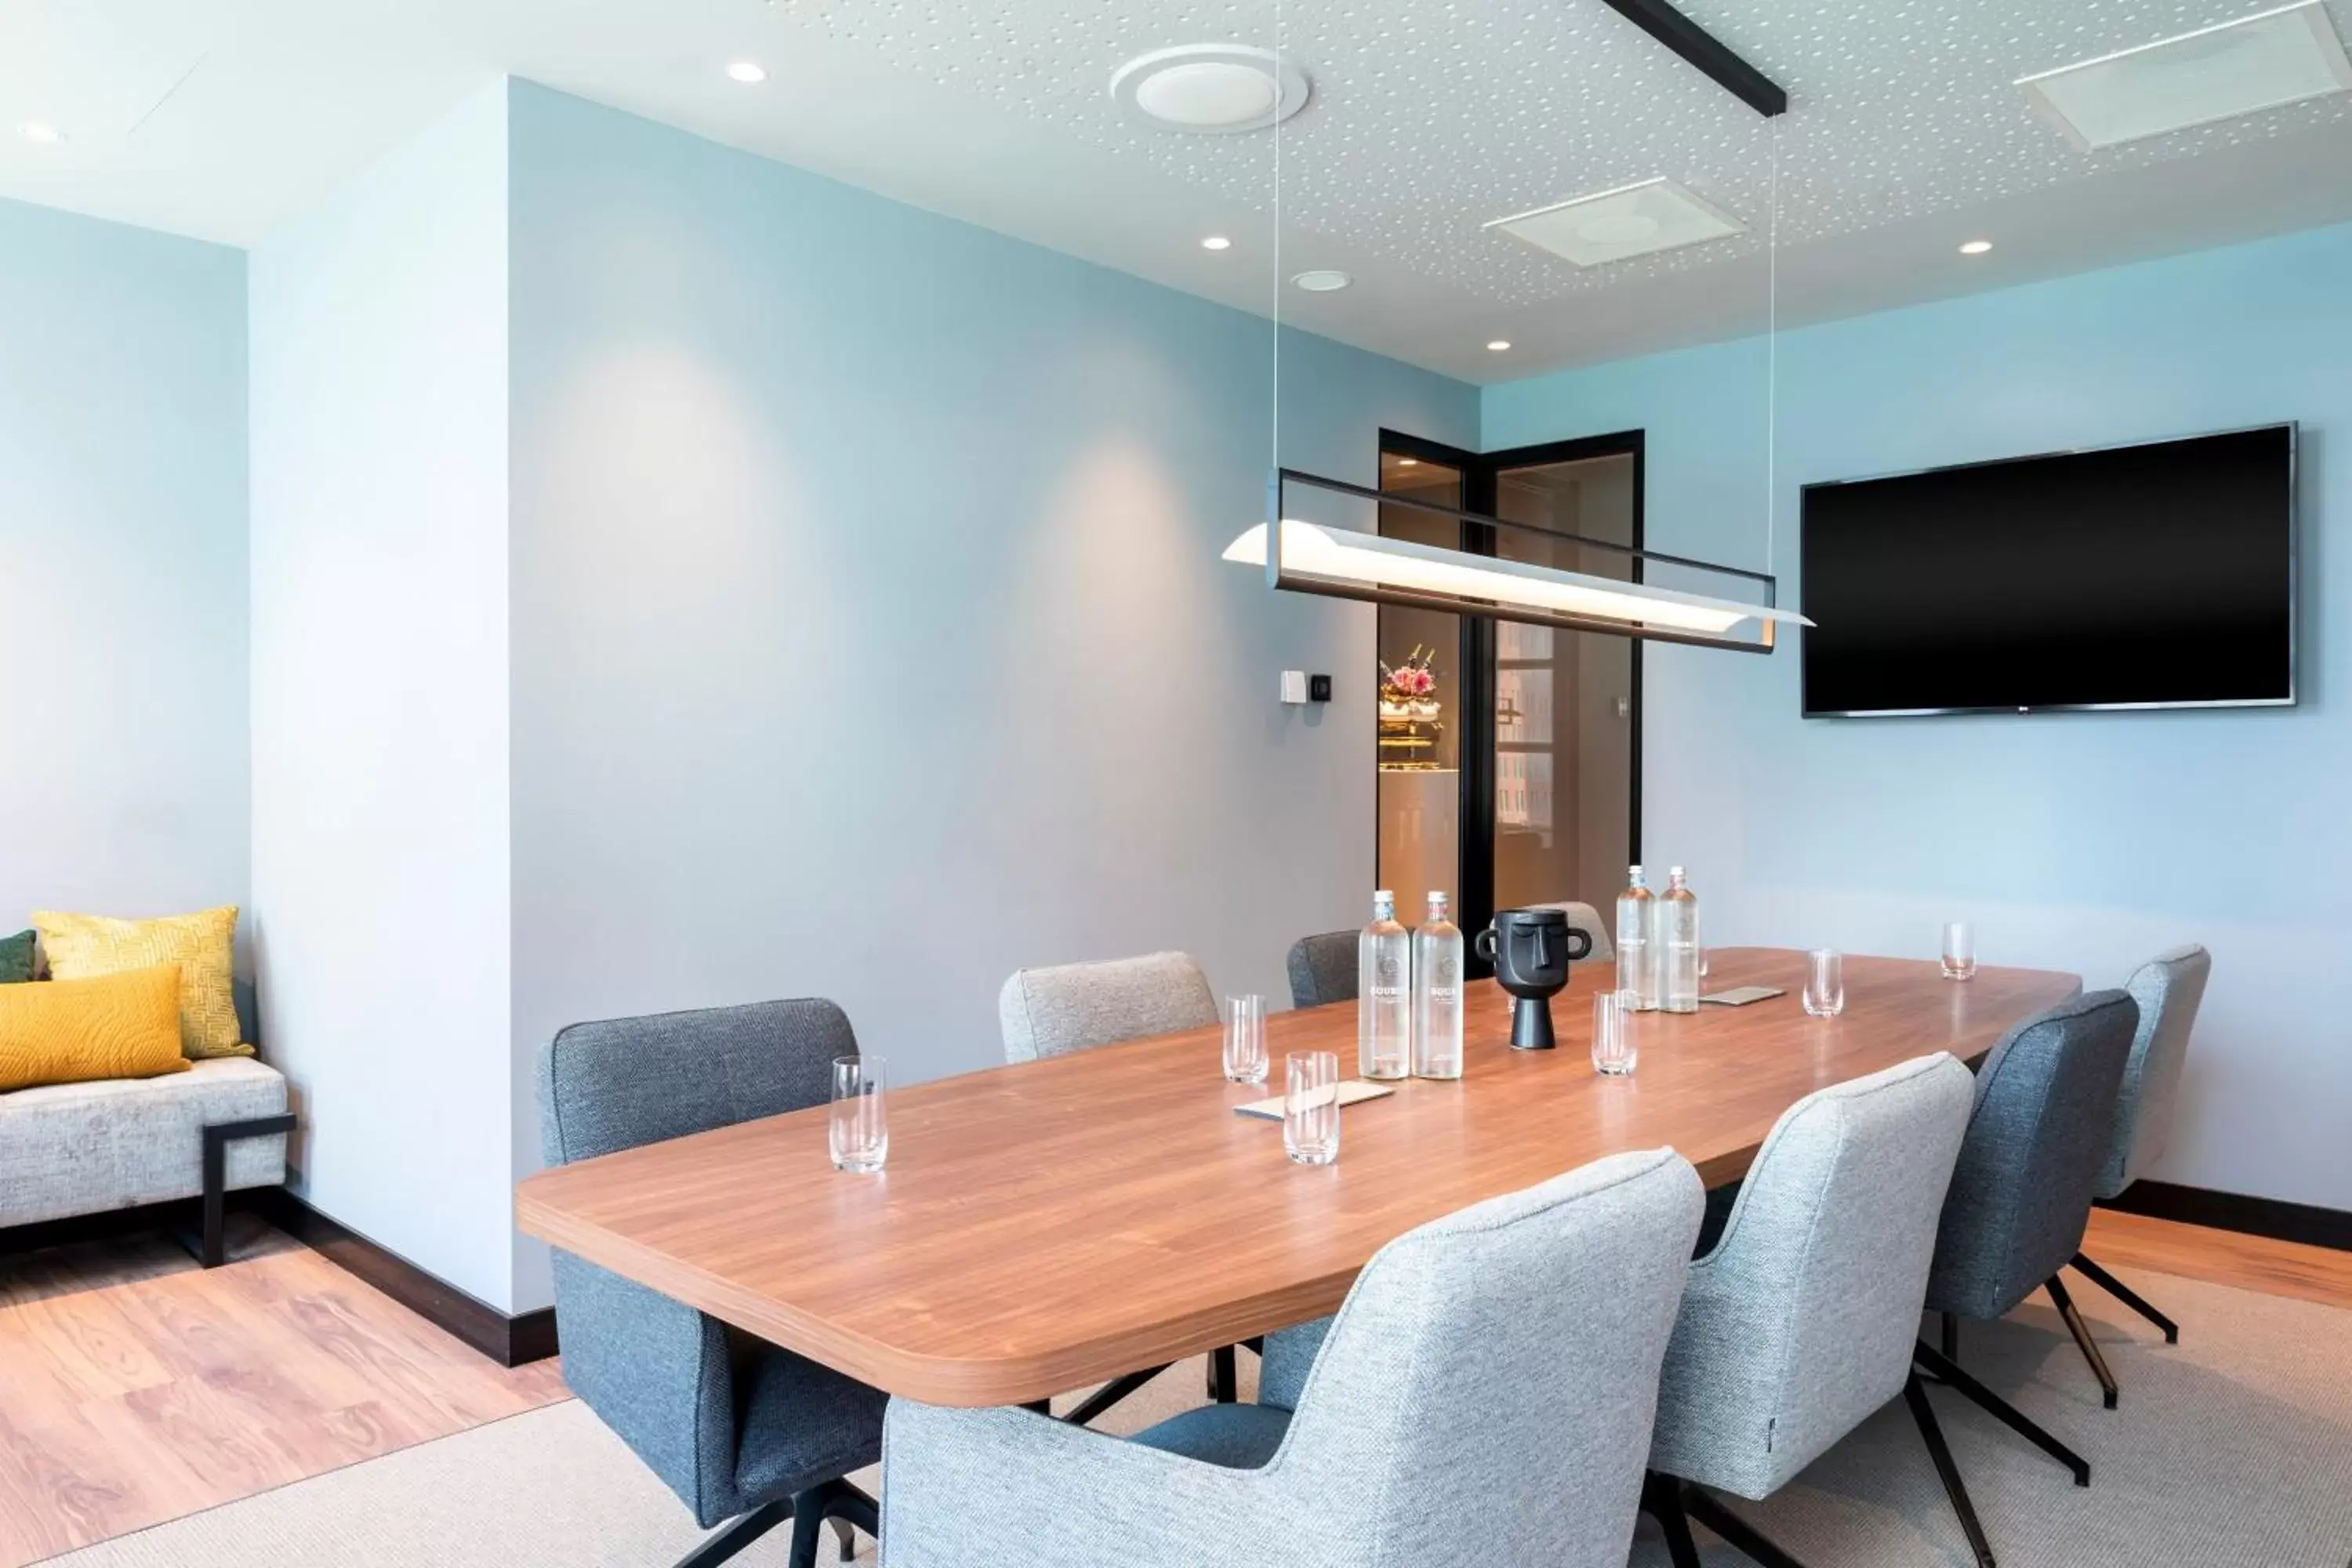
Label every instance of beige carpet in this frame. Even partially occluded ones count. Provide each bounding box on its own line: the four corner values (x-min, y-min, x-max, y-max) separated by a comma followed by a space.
43, 1265, 2352, 1566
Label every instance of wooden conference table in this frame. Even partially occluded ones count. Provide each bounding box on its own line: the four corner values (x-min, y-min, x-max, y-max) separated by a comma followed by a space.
515, 947, 2078, 1407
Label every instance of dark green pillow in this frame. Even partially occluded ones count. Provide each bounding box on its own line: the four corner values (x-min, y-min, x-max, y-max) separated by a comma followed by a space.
0, 929, 34, 985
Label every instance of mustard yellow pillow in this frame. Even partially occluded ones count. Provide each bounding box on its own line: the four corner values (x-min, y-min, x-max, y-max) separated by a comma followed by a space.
0, 964, 191, 1092
31, 906, 250, 1060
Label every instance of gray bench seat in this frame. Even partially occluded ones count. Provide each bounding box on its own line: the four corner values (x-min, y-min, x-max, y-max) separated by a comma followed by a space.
0, 1057, 289, 1229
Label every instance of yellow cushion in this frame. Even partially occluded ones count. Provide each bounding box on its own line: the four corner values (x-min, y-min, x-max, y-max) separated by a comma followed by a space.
0, 964, 192, 1092
31, 906, 251, 1060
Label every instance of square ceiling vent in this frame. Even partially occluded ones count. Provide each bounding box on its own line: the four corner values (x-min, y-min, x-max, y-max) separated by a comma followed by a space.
2018, 1, 2352, 150
1484, 177, 1746, 268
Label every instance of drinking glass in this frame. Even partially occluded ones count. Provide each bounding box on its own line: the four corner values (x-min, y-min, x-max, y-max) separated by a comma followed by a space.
1802, 950, 1846, 1018
1283, 1051, 1341, 1166
1942, 922, 1977, 982
1592, 989, 1639, 1076
829, 1055, 888, 1173
1222, 994, 1268, 1084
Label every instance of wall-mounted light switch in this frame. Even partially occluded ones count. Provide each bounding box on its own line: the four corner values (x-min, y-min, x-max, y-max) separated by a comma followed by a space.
1280, 670, 1309, 704
1308, 673, 1332, 702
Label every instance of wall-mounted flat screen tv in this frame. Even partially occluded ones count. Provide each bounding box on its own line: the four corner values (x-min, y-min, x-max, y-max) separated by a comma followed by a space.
1801, 424, 2296, 717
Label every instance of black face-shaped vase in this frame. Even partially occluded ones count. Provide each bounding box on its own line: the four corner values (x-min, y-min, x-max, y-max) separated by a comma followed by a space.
1473, 908, 1594, 1050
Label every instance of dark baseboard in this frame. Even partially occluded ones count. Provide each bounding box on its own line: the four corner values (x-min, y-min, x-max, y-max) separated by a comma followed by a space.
2098, 1179, 2352, 1254
2, 1189, 557, 1369
245, 1189, 558, 1367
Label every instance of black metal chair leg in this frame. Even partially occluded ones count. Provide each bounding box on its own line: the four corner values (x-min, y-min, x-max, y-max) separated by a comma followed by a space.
1905, 1374, 1997, 1568
2071, 1252, 2179, 1345
1207, 1344, 1238, 1403
1915, 1340, 2090, 1486
786, 1490, 827, 1568
2045, 1275, 2118, 1410
1681, 1483, 1812, 1568
826, 1479, 880, 1541
1062, 1364, 1171, 1427
829, 1515, 856, 1563
1942, 1310, 1958, 1362
1640, 1472, 1705, 1568
673, 1497, 793, 1568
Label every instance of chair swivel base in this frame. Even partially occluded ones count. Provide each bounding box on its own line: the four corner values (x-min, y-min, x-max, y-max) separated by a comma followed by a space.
2071, 1251, 2180, 1344
1914, 1340, 2090, 1487
675, 1476, 877, 1568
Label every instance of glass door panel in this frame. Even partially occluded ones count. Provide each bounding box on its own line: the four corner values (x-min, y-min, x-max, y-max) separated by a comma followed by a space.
1490, 450, 1639, 915
1375, 449, 1464, 912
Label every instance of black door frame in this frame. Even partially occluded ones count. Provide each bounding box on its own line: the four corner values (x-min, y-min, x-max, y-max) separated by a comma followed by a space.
1374, 427, 1647, 965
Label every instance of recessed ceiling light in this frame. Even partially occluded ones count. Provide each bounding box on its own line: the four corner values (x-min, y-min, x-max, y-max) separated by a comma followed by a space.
1485, 177, 1747, 268
1200, 235, 1232, 251
20, 122, 63, 145
726, 61, 768, 84
2017, 1, 2352, 150
1396, 457, 1421, 467
1487, 340, 1513, 353
1110, 45, 1311, 134
1291, 269, 1352, 292
1959, 239, 1994, 255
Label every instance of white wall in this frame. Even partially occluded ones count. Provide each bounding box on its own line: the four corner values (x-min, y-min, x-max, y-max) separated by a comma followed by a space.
1486, 220, 2352, 1212
0, 198, 248, 936
248, 84, 518, 1309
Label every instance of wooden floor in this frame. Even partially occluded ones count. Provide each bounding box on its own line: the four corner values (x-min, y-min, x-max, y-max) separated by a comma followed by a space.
0, 1209, 2342, 1566
0, 1219, 568, 1568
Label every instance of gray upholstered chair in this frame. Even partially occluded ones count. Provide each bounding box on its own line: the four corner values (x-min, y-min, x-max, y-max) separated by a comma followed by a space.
996, 949, 1227, 1408
2070, 945, 2212, 1348
1917, 989, 2138, 1483
1284, 930, 1357, 1010
538, 1000, 886, 1568
1643, 1054, 1988, 1568
878, 1148, 1703, 1568
996, 950, 1218, 1064
1525, 899, 1616, 963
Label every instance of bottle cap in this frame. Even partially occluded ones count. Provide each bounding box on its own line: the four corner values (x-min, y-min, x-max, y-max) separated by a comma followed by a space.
1427, 890, 1449, 913
1372, 890, 1396, 916
1669, 865, 1686, 878
1628, 864, 1644, 879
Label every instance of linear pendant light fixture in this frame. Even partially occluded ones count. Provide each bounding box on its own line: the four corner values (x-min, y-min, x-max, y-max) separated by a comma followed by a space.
1226, 472, 1808, 655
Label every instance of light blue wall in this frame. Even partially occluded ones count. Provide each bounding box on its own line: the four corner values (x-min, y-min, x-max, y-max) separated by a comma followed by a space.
249, 84, 518, 1311
0, 198, 248, 935
504, 83, 1475, 1303
1486, 220, 2352, 1210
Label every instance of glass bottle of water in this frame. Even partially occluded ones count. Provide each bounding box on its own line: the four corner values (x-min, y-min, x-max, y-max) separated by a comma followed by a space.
1359, 891, 1411, 1081
1617, 866, 1657, 1011
1661, 866, 1700, 1014
1411, 891, 1464, 1080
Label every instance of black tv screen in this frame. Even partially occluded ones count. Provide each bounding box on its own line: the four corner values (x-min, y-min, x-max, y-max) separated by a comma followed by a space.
1801, 425, 2296, 717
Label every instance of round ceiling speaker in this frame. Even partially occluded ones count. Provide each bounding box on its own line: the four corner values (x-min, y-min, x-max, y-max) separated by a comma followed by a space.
1291, 269, 1352, 292
1111, 45, 1311, 134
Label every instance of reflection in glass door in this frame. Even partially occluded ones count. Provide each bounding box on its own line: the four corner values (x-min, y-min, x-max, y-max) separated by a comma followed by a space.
1374, 448, 1465, 916
1490, 442, 1640, 917
1372, 430, 1643, 959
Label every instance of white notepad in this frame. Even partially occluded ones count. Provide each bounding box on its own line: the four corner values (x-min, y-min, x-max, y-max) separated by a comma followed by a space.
1700, 985, 1786, 1007
1234, 1080, 1399, 1120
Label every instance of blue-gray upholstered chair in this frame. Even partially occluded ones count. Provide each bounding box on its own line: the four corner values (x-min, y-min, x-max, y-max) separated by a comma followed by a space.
1917, 988, 2139, 1485
996, 950, 1218, 1064
2070, 945, 2212, 1348
538, 1000, 887, 1568
1526, 899, 1616, 964
1642, 1054, 1987, 1568
1284, 930, 1357, 1010
878, 1148, 1704, 1568
996, 949, 1229, 1409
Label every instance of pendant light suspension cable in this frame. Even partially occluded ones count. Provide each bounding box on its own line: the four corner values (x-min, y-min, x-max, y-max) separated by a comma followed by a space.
1766, 113, 1780, 579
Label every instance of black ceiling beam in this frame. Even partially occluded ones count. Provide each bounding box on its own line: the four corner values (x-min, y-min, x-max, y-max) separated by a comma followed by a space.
1595, 0, 1788, 118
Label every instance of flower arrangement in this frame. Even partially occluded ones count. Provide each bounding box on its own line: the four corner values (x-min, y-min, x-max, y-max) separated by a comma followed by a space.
1380, 646, 1442, 717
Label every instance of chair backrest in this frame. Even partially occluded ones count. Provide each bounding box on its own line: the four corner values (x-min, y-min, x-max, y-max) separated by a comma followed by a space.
535, 998, 858, 1526
1275, 1149, 1702, 1568
1285, 931, 1358, 1010
1647, 1054, 1975, 1501
996, 951, 1218, 1064
1523, 900, 1615, 964
1926, 989, 2139, 1320
2098, 945, 2211, 1200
